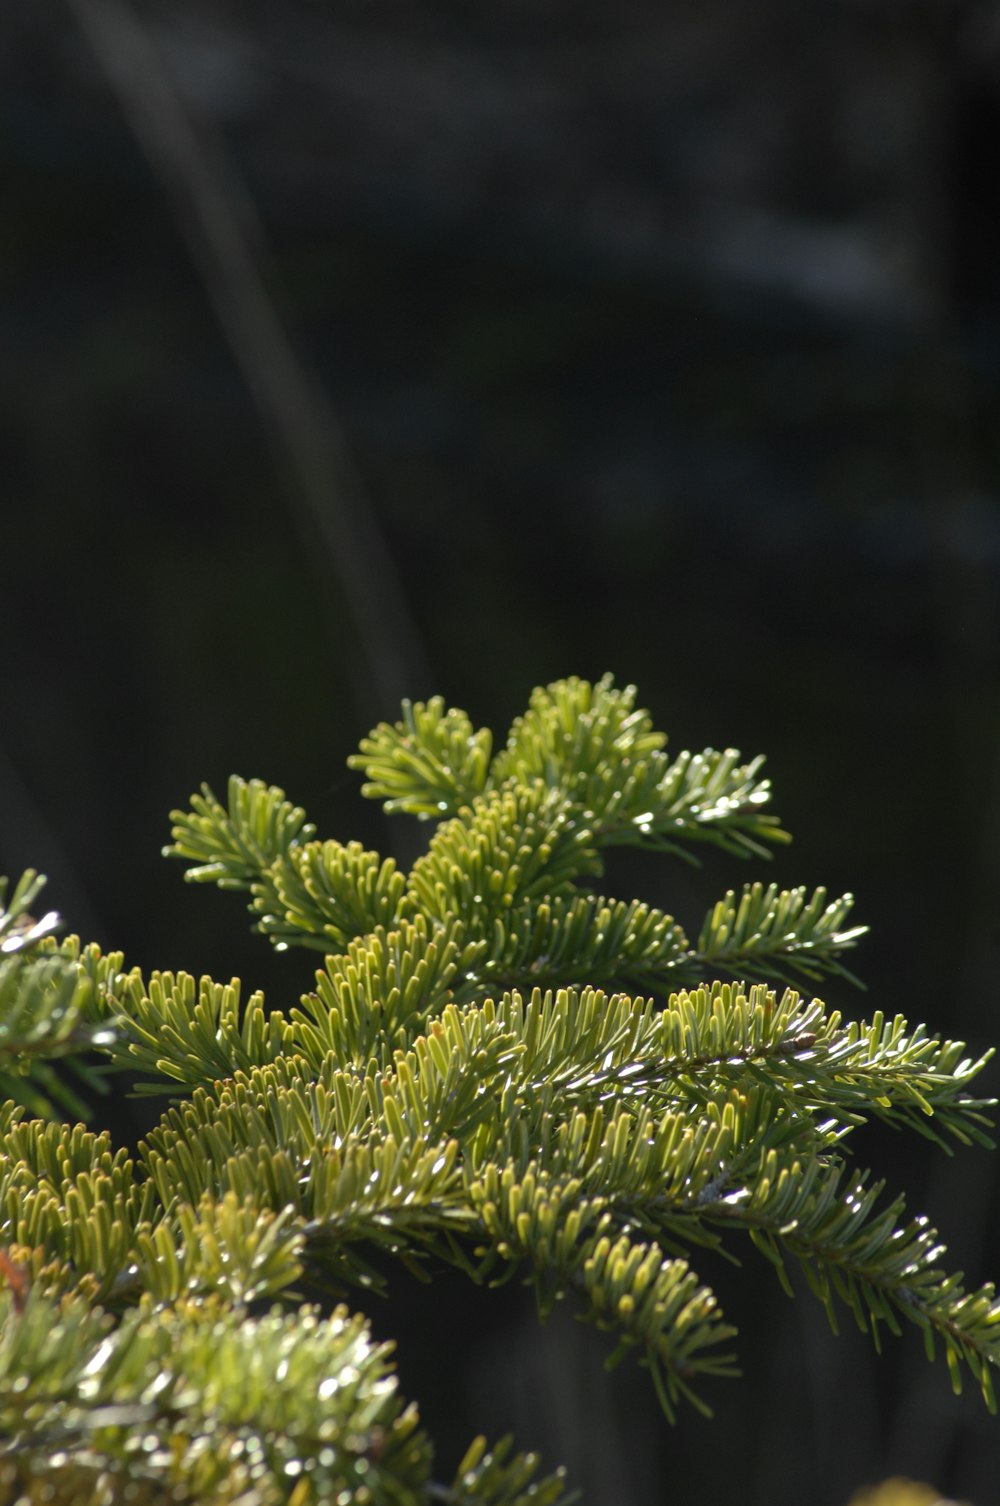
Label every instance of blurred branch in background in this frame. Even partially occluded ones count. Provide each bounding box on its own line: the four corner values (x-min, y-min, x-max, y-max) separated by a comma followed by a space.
66, 0, 432, 724
846, 1481, 968, 1506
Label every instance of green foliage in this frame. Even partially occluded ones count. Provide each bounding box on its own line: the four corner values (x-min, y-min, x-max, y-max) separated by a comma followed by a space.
349, 697, 493, 818
165, 777, 316, 889
1, 675, 997, 1504
0, 872, 117, 1118
348, 676, 788, 862
406, 784, 602, 928
0, 1287, 432, 1506
695, 881, 866, 986
486, 674, 788, 860
846, 1483, 965, 1506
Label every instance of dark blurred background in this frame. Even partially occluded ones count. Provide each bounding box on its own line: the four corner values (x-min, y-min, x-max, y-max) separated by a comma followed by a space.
4, 2, 1000, 1501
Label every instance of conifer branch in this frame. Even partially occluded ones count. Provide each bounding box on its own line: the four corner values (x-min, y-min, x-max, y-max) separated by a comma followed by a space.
349, 697, 493, 818
451, 895, 689, 1000
0, 875, 117, 1119
106, 967, 295, 1092
439, 1435, 576, 1506
352, 676, 792, 863
691, 882, 868, 986
165, 776, 316, 890
251, 838, 407, 952
4, 675, 998, 1502
0, 1288, 433, 1504
406, 785, 602, 928
295, 916, 474, 1064
691, 1156, 1000, 1411
471, 1162, 737, 1420
456, 885, 866, 999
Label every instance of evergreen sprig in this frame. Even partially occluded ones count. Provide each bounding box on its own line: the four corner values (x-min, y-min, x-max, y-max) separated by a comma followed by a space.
351, 675, 789, 862
349, 697, 493, 819
1, 675, 997, 1505
0, 1287, 433, 1506
0, 873, 117, 1119
694, 881, 867, 985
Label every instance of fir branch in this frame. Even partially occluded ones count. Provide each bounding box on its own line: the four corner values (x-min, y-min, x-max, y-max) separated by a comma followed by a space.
439, 1435, 576, 1506
498, 984, 993, 1152
163, 771, 316, 897
469, 1162, 738, 1421
132, 1192, 306, 1308
44, 935, 127, 1021
0, 1112, 156, 1301
0, 1289, 433, 1506
587, 745, 788, 861
60, 966, 997, 1421
5, 671, 999, 1499
165, 777, 426, 957
164, 775, 315, 890
250, 837, 407, 952
350, 697, 493, 818
489, 676, 789, 861
0, 951, 114, 1064
0, 870, 60, 955
353, 677, 790, 861
690, 882, 868, 986
406, 785, 601, 929
692, 1153, 1000, 1411
293, 915, 473, 1064
0, 875, 118, 1120
452, 885, 865, 1001
488, 675, 668, 801
451, 894, 690, 1002
106, 967, 294, 1093
138, 1063, 477, 1289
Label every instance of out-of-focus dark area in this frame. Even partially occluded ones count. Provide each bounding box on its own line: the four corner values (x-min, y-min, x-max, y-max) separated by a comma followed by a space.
4, 1, 1000, 1500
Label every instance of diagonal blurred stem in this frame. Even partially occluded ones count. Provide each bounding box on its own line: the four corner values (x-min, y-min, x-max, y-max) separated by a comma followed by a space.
66, 0, 432, 724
